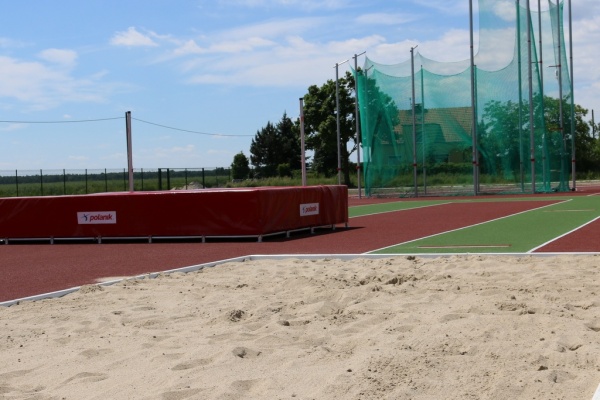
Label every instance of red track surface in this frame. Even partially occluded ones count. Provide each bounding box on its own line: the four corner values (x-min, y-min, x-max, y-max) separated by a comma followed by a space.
0, 199, 557, 302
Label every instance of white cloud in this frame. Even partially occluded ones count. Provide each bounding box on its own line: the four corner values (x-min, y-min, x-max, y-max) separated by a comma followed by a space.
110, 27, 159, 47
356, 13, 417, 26
211, 37, 275, 53
138, 144, 199, 159
0, 37, 26, 48
172, 40, 206, 57
38, 48, 78, 68
183, 32, 386, 88
0, 123, 26, 132
207, 149, 232, 155
491, 0, 516, 22
0, 55, 113, 110
68, 155, 89, 162
217, 0, 347, 11
222, 17, 324, 41
411, 0, 469, 16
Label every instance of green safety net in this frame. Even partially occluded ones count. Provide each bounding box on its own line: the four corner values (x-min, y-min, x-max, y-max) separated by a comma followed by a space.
355, 0, 573, 197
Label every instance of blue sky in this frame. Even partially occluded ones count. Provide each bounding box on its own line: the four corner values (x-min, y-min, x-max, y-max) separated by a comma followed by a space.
0, 0, 598, 172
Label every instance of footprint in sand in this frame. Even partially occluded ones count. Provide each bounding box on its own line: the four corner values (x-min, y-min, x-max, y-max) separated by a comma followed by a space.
78, 348, 114, 359
232, 347, 261, 359
161, 388, 203, 400
171, 358, 212, 371
62, 372, 108, 385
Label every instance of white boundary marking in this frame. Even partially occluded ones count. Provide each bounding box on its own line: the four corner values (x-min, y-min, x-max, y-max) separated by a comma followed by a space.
593, 383, 600, 400
366, 200, 570, 254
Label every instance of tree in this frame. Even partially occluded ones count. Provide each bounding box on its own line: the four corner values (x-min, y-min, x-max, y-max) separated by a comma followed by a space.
275, 111, 302, 174
479, 95, 600, 183
249, 112, 301, 178
231, 151, 250, 180
302, 71, 357, 185
542, 96, 597, 174
478, 99, 524, 178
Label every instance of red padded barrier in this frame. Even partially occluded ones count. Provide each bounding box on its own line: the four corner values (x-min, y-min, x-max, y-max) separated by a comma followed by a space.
0, 186, 348, 240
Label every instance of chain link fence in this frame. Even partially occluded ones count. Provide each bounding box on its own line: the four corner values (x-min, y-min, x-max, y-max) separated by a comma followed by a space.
0, 168, 231, 197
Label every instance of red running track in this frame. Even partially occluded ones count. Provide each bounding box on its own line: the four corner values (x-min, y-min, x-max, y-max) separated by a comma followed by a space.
0, 199, 558, 302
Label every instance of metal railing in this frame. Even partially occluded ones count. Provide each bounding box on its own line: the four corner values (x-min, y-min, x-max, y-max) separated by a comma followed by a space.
0, 167, 231, 197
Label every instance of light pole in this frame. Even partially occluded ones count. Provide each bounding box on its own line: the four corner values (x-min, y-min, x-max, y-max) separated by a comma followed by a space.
335, 59, 349, 185
125, 111, 134, 192
299, 98, 307, 187
353, 51, 366, 198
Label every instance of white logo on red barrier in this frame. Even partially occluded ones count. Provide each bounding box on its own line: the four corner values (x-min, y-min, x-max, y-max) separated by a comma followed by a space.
77, 211, 117, 224
300, 203, 319, 216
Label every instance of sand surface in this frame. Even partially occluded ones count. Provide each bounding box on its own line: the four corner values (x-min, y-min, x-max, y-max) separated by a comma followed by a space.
2, 255, 600, 399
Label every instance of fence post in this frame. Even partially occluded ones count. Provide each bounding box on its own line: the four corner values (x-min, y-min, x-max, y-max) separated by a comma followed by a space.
40, 169, 43, 196
85, 169, 88, 194
202, 168, 205, 188
104, 168, 108, 192
15, 170, 18, 197
158, 168, 162, 191
123, 169, 126, 191
185, 168, 188, 189
141, 168, 144, 191
167, 169, 171, 190
63, 169, 67, 195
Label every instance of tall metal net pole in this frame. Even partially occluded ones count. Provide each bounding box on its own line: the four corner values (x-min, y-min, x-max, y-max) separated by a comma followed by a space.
410, 46, 419, 198
335, 63, 341, 185
568, 0, 576, 191
527, 0, 536, 193
469, 0, 479, 195
556, 0, 566, 191
517, 0, 524, 192
538, 0, 549, 191
421, 66, 426, 195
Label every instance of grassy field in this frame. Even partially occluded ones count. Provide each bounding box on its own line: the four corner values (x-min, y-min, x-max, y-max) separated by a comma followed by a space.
0, 169, 232, 197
